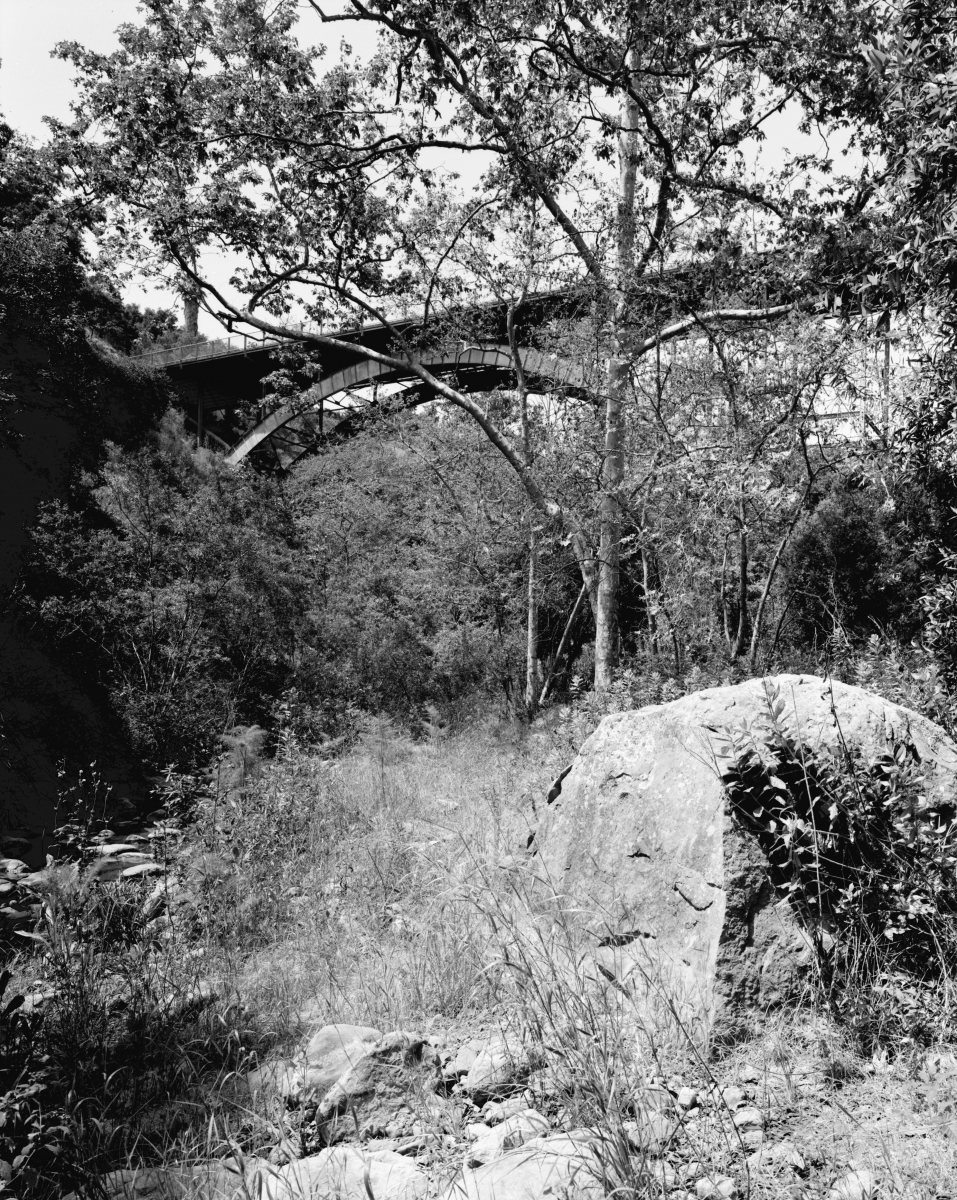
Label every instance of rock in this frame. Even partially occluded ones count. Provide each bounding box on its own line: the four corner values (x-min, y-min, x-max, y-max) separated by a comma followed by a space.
20, 987, 54, 1014
1, 837, 32, 859
246, 1058, 305, 1102
623, 1110, 677, 1153
738, 1063, 762, 1083
444, 1040, 480, 1080
0, 1159, 11, 1183
696, 1177, 737, 1200
721, 1086, 746, 1111
677, 1086, 700, 1109
636, 1083, 674, 1113
161, 980, 218, 1021
640, 1159, 681, 1191
122, 862, 165, 878
467, 1122, 492, 1140
304, 1024, 383, 1096
745, 1141, 806, 1174
481, 1095, 533, 1124
87, 853, 153, 883
281, 1147, 428, 1200
315, 1030, 442, 1143
739, 1128, 765, 1148
731, 1105, 764, 1129
827, 1170, 877, 1200
532, 675, 957, 1043
460, 1031, 530, 1101
0, 858, 29, 879
442, 1132, 604, 1200
468, 1109, 550, 1165
918, 1051, 957, 1082
64, 1159, 262, 1200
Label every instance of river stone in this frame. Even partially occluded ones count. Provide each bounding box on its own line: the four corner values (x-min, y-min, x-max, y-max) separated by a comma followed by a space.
468, 1108, 550, 1165
532, 674, 957, 1044
62, 1159, 261, 1200
442, 1132, 604, 1200
315, 1030, 443, 1143
304, 1023, 383, 1095
460, 1031, 530, 1101
279, 1147, 428, 1200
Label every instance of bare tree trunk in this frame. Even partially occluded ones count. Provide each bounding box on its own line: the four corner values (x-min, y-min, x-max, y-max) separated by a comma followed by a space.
540, 582, 588, 705
748, 475, 815, 669
731, 500, 749, 659
525, 524, 542, 713
184, 295, 200, 338
595, 50, 639, 691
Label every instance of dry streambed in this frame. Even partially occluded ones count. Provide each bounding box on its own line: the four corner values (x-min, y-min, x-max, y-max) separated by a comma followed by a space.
64, 1018, 957, 1200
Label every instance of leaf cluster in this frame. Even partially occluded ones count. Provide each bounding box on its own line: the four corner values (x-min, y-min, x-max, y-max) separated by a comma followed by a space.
719, 682, 957, 997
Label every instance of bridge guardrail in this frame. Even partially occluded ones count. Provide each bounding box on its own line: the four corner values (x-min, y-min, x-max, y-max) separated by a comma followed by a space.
133, 328, 317, 367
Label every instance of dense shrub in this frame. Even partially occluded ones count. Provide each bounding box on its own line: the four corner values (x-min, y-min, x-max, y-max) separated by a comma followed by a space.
19, 412, 309, 772
720, 682, 957, 1047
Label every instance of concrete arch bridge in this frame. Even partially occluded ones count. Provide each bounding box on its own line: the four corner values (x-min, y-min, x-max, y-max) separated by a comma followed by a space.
135, 283, 907, 469
135, 294, 597, 469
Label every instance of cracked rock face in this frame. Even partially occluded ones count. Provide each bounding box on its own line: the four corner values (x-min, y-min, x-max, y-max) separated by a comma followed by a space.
533, 674, 957, 1045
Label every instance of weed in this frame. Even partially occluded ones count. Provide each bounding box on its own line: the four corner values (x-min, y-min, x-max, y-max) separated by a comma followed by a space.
718, 681, 957, 1051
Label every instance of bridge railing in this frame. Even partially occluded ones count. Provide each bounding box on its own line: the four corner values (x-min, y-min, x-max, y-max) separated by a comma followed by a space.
133, 328, 317, 367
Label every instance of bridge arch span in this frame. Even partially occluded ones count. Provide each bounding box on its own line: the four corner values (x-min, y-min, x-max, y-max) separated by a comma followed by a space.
225, 343, 586, 465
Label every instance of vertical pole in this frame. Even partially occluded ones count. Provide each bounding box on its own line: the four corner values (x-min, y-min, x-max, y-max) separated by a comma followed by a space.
197, 397, 203, 448
882, 322, 891, 437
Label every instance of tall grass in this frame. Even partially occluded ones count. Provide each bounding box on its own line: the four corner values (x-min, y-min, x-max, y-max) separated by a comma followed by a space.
8, 673, 957, 1197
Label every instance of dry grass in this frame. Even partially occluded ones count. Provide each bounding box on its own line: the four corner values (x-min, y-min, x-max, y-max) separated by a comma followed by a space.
8, 713, 957, 1198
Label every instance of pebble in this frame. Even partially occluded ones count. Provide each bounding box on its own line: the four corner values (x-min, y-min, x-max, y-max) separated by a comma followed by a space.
721, 1086, 746, 1110
481, 1096, 529, 1125
739, 1128, 764, 1148
696, 1176, 737, 1199
642, 1159, 680, 1190
745, 1142, 806, 1173
677, 1086, 700, 1109
623, 1111, 676, 1153
827, 1170, 877, 1200
731, 1105, 765, 1129
738, 1064, 762, 1083
636, 1083, 675, 1113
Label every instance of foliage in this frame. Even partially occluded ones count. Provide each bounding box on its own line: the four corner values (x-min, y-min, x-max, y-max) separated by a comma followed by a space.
864, 0, 957, 315
783, 476, 910, 643
19, 411, 308, 772
51, 0, 886, 687
288, 411, 567, 720
720, 682, 957, 1046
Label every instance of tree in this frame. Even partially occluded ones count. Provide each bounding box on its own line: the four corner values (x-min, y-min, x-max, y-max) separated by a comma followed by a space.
55, 0, 881, 687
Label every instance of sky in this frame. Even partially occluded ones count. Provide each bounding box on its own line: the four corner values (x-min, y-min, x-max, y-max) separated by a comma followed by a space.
1, 2, 866, 337
0, 0, 206, 320
0, 0, 142, 139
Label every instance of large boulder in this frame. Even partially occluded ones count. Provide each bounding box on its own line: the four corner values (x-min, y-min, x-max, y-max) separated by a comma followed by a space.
532, 674, 957, 1044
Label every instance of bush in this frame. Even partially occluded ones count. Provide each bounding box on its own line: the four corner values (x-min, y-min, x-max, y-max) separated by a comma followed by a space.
718, 683, 957, 1049
19, 412, 309, 772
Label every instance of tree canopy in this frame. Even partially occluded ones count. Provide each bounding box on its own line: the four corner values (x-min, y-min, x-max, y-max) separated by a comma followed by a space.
48, 0, 896, 688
